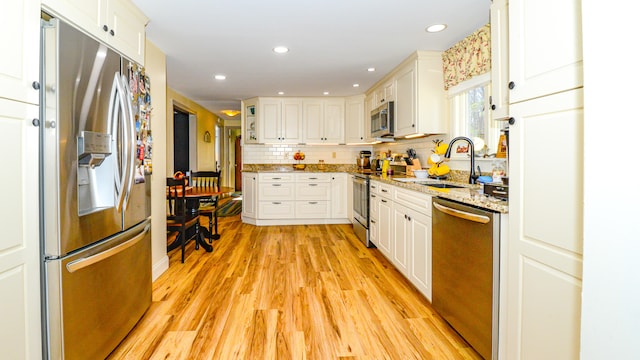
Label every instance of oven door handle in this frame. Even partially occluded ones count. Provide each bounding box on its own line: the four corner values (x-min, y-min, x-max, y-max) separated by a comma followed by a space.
433, 202, 490, 224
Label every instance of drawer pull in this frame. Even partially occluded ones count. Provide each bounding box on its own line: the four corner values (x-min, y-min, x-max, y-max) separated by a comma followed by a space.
371, 219, 376, 224
381, 199, 388, 203
309, 177, 318, 180
272, 184, 282, 186
272, 202, 281, 205
309, 201, 318, 204
381, 189, 388, 193
309, 184, 318, 186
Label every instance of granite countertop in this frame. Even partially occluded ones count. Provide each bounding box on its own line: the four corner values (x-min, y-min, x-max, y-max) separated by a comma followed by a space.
369, 174, 508, 214
242, 164, 508, 213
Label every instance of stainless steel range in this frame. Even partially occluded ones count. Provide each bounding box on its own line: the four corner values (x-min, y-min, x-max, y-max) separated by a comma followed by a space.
352, 172, 374, 247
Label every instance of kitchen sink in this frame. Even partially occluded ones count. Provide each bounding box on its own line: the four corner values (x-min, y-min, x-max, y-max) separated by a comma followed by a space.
419, 183, 464, 189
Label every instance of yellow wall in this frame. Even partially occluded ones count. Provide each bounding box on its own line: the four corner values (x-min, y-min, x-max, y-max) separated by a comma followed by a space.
145, 40, 169, 278
167, 89, 221, 173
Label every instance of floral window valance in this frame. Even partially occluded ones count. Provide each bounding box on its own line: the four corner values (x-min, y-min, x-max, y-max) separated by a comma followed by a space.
442, 24, 491, 90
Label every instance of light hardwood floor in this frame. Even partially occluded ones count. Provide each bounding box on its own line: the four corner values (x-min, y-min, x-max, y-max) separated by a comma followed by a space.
109, 215, 481, 359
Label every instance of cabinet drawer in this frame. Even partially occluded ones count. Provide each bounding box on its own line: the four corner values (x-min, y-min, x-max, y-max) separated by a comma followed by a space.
295, 173, 331, 182
377, 183, 394, 198
258, 201, 295, 219
296, 182, 330, 200
295, 201, 330, 219
259, 183, 295, 200
394, 187, 432, 216
259, 173, 295, 182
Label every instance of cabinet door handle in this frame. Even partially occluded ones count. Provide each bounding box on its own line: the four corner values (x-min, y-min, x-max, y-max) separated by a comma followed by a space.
381, 199, 387, 203
371, 194, 376, 198
508, 81, 515, 89
371, 219, 376, 224
309, 201, 318, 204
272, 184, 282, 186
309, 177, 318, 180
103, 25, 109, 32
272, 177, 281, 180
407, 216, 411, 221
381, 189, 388, 193
309, 184, 318, 186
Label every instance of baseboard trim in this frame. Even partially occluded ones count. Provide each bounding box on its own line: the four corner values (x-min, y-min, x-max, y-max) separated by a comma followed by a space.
152, 255, 169, 281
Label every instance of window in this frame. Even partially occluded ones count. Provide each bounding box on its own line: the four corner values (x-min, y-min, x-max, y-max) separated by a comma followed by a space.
448, 73, 500, 155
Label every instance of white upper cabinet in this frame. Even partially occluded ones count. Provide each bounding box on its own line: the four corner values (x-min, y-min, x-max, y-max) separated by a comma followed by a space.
508, 0, 582, 103
345, 95, 366, 144
0, 0, 40, 105
393, 51, 447, 138
302, 98, 345, 144
42, 0, 148, 65
490, 0, 510, 120
259, 97, 302, 144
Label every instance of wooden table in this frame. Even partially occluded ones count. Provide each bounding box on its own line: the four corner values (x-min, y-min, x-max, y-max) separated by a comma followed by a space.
167, 185, 234, 253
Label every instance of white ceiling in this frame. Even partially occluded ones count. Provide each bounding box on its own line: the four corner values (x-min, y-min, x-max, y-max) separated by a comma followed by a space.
131, 0, 490, 121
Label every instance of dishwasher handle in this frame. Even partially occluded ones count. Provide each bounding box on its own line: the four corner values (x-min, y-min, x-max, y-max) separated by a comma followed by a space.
433, 202, 490, 224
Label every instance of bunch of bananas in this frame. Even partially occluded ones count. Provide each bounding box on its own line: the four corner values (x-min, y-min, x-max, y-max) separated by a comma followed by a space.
427, 139, 450, 177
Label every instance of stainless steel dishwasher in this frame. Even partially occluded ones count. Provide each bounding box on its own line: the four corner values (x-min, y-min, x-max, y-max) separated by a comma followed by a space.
432, 198, 500, 360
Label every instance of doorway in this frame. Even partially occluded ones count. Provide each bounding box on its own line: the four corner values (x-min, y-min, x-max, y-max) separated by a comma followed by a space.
225, 127, 242, 191
173, 107, 197, 174
173, 108, 190, 172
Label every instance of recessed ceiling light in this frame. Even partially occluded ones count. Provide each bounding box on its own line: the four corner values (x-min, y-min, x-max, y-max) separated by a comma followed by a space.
367, 67, 376, 72
353, 84, 360, 88
214, 74, 226, 80
273, 46, 289, 54
425, 24, 447, 33
278, 91, 285, 95
323, 91, 330, 95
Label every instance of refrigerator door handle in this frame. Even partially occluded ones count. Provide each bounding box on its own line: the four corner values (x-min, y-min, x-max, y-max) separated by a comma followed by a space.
120, 73, 136, 210
110, 73, 127, 212
65, 222, 150, 273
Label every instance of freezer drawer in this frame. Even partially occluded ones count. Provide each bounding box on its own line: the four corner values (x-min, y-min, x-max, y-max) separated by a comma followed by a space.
45, 220, 151, 360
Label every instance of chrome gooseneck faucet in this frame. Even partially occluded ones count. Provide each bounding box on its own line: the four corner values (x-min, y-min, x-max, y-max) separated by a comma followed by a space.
444, 136, 478, 184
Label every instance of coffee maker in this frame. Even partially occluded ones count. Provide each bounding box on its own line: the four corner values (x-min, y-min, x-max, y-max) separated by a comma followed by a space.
357, 150, 372, 170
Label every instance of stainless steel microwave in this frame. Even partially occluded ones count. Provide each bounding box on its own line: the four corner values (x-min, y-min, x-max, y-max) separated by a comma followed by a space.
371, 101, 394, 138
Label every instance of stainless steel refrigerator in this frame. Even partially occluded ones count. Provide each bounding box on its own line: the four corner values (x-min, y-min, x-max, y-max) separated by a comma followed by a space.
40, 17, 152, 360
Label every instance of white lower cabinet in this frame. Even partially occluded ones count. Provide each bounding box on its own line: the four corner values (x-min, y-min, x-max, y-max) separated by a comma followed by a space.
392, 203, 411, 276
245, 172, 350, 225
406, 207, 432, 301
242, 172, 257, 219
376, 191, 393, 260
258, 201, 296, 219
330, 173, 348, 219
371, 182, 433, 300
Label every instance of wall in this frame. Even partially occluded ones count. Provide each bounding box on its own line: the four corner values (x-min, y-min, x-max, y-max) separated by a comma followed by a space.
581, 3, 639, 358
166, 89, 220, 174
144, 40, 169, 280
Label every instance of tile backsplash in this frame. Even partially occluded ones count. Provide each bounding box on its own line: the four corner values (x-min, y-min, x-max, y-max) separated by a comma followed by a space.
243, 135, 506, 174
243, 144, 371, 165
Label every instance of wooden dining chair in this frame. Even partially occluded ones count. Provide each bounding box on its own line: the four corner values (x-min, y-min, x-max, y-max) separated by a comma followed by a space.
190, 170, 222, 242
166, 177, 200, 263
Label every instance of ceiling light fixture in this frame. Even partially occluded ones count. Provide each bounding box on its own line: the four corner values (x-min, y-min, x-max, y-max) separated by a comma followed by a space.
425, 24, 447, 33
323, 91, 330, 95
367, 67, 376, 72
214, 74, 226, 80
353, 84, 360, 88
273, 46, 289, 54
278, 91, 285, 95
221, 110, 240, 117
